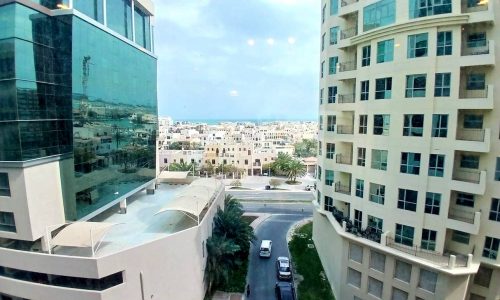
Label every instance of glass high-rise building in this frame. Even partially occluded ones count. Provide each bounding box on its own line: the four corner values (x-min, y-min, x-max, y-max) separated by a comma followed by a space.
0, 0, 157, 238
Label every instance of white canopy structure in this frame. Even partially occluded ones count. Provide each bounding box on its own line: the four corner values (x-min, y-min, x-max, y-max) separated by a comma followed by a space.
155, 178, 222, 223
50, 222, 118, 256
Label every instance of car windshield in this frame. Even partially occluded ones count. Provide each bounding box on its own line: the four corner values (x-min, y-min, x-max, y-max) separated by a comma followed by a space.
279, 266, 290, 272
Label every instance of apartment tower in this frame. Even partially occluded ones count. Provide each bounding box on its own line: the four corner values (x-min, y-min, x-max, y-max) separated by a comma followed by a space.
314, 0, 499, 299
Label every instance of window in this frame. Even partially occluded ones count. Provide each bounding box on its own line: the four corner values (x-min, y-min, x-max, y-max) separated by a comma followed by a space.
467, 73, 485, 90
319, 116, 323, 130
395, 223, 414, 246
321, 33, 325, 51
347, 268, 361, 288
398, 189, 418, 212
377, 39, 394, 63
359, 115, 368, 134
421, 229, 437, 251
432, 114, 448, 137
0, 173, 10, 197
370, 251, 385, 272
0, 212, 16, 232
325, 170, 334, 186
392, 288, 408, 300
318, 141, 322, 156
368, 277, 383, 298
362, 45, 371, 67
425, 192, 441, 215
330, 0, 338, 15
460, 154, 479, 169
434, 73, 450, 97
418, 269, 438, 293
371, 149, 388, 170
327, 115, 336, 131
355, 179, 364, 198
452, 230, 470, 244
489, 198, 500, 221
394, 260, 412, 283
400, 152, 421, 175
349, 243, 363, 263
409, 0, 451, 18
407, 33, 428, 58
375, 77, 392, 99
354, 210, 363, 229
483, 236, 500, 259
369, 183, 385, 204
317, 166, 322, 180
330, 26, 339, 45
403, 114, 424, 137
328, 86, 337, 103
360, 80, 369, 101
329, 56, 338, 75
406, 74, 427, 97
357, 147, 366, 166
324, 196, 333, 211
322, 4, 326, 23
495, 158, 500, 181
326, 143, 335, 159
474, 266, 492, 288
321, 61, 325, 78
373, 114, 390, 136
464, 114, 483, 129
456, 192, 474, 207
467, 32, 486, 48
363, 0, 396, 32
428, 154, 444, 177
319, 88, 323, 104
437, 31, 452, 56
368, 215, 383, 233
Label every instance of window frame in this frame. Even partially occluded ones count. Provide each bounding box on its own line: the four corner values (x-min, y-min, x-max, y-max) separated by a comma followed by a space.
373, 114, 390, 136
428, 154, 445, 177
362, 45, 371, 67
403, 114, 424, 137
425, 192, 441, 215
406, 74, 427, 98
397, 188, 418, 212
437, 31, 452, 56
434, 72, 451, 97
400, 152, 421, 175
431, 114, 448, 138
360, 80, 369, 101
407, 33, 429, 58
359, 115, 368, 134
371, 149, 388, 171
395, 223, 415, 246
375, 77, 392, 99
376, 39, 394, 63
369, 183, 385, 205
355, 179, 364, 198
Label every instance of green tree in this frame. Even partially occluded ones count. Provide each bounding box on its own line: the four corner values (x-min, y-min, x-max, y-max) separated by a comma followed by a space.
285, 159, 306, 183
169, 161, 197, 175
168, 142, 183, 150
269, 178, 282, 189
204, 234, 240, 296
200, 162, 215, 175
294, 139, 318, 158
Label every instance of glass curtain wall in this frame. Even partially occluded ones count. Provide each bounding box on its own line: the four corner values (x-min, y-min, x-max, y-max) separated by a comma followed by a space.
106, 0, 133, 39
74, 0, 104, 23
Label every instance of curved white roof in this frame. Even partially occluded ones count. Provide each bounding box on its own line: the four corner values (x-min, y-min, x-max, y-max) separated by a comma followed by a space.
51, 222, 118, 248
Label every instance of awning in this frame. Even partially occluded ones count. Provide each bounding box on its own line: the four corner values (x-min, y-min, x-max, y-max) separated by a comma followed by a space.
155, 178, 222, 217
51, 222, 118, 248
158, 171, 190, 179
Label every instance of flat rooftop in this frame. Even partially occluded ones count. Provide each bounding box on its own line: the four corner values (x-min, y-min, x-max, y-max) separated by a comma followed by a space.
53, 183, 198, 257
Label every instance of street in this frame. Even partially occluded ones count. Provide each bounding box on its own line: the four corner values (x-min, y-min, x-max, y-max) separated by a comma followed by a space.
245, 203, 312, 300
229, 190, 315, 202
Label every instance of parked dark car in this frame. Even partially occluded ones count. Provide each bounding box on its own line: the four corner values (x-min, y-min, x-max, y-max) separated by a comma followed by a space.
276, 256, 292, 280
275, 282, 295, 300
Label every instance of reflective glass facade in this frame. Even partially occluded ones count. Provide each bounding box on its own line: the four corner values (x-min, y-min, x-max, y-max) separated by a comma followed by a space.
363, 0, 395, 32
106, 0, 133, 39
0, 3, 157, 220
74, 0, 104, 23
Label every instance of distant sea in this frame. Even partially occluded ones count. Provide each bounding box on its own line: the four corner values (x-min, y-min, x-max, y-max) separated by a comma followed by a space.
174, 119, 316, 125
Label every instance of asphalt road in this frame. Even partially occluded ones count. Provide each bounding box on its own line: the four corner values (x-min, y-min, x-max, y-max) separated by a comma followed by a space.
246, 205, 312, 300
228, 190, 315, 202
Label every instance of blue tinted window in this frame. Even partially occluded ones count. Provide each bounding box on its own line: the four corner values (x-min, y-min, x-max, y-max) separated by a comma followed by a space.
409, 0, 451, 19
106, 0, 133, 39
408, 33, 428, 58
330, 0, 338, 15
329, 56, 338, 74
134, 6, 151, 50
377, 39, 393, 63
74, 0, 104, 23
363, 0, 395, 32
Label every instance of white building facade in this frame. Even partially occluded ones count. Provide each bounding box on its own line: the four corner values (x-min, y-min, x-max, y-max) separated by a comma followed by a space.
314, 0, 500, 299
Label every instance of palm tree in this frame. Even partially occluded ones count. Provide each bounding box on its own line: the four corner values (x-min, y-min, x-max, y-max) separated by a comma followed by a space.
204, 234, 240, 296
169, 161, 197, 175
286, 159, 306, 183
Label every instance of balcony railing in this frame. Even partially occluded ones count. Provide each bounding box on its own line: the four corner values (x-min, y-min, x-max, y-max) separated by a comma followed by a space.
448, 207, 476, 224
452, 169, 481, 184
456, 128, 485, 142
334, 182, 351, 195
462, 40, 490, 56
335, 153, 352, 165
339, 60, 357, 72
386, 237, 468, 267
459, 86, 488, 98
341, 0, 358, 7
337, 125, 354, 134
338, 93, 355, 103
340, 27, 358, 39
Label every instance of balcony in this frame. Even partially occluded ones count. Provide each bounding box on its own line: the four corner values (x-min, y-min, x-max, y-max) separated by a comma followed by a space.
334, 181, 351, 195
460, 40, 495, 66
340, 27, 357, 40
462, 1, 489, 13
338, 93, 355, 104
385, 236, 471, 268
458, 85, 493, 110
447, 207, 481, 234
462, 0, 495, 22
455, 128, 490, 152
337, 125, 354, 134
341, 0, 358, 7
339, 61, 357, 72
335, 153, 352, 165
450, 170, 486, 195
456, 129, 485, 142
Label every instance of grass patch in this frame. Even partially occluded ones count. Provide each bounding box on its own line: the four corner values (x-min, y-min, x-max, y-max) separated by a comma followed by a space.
241, 215, 258, 225
289, 222, 335, 300
221, 259, 248, 293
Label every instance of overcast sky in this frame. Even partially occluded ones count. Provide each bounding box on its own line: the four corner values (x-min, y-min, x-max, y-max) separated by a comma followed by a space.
154, 0, 320, 121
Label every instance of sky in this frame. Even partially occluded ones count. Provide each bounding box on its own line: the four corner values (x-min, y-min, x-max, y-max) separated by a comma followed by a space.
154, 0, 320, 121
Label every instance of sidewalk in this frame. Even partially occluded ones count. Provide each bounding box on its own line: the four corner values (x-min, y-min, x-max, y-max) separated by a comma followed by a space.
212, 291, 244, 300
